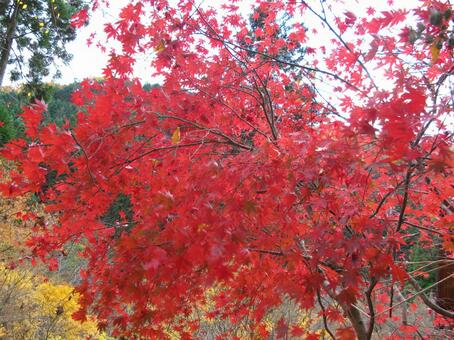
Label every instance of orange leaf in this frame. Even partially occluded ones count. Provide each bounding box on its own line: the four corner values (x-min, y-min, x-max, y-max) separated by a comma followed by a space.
171, 127, 180, 144
155, 40, 166, 53
430, 42, 440, 64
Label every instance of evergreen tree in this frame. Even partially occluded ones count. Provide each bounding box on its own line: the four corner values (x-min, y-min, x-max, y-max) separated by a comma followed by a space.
0, 0, 88, 86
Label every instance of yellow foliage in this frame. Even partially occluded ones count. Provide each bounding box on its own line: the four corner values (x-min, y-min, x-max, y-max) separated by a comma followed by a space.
162, 285, 324, 339
0, 165, 104, 339
430, 40, 441, 64
155, 40, 166, 53
0, 265, 102, 339
34, 282, 100, 339
0, 194, 32, 257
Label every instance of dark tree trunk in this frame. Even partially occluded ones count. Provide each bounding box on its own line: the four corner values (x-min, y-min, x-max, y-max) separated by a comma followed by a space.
437, 199, 454, 313
437, 258, 454, 312
0, 1, 19, 86
345, 304, 368, 340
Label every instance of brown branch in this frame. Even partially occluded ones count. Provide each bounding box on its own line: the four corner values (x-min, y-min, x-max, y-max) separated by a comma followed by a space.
403, 221, 448, 236
191, 84, 271, 140
389, 284, 395, 318
412, 118, 435, 148
114, 140, 218, 167
301, 0, 378, 90
407, 275, 454, 319
365, 277, 378, 340
396, 167, 414, 233
253, 72, 278, 140
156, 113, 253, 151
251, 75, 278, 140
193, 27, 361, 91
376, 274, 454, 318
344, 302, 368, 340
247, 248, 284, 256
317, 289, 336, 340
190, 5, 279, 140
70, 130, 101, 191
369, 178, 406, 218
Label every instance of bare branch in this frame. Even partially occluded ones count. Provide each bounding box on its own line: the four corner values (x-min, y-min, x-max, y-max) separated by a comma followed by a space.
407, 274, 454, 319
317, 289, 336, 340
376, 274, 454, 318
365, 277, 378, 339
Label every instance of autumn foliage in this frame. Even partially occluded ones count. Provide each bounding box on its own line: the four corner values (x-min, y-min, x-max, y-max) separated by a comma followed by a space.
1, 0, 453, 338
0, 176, 104, 338
0, 265, 102, 339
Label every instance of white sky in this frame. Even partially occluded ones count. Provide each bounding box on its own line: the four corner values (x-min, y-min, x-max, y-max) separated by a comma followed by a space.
57, 1, 127, 84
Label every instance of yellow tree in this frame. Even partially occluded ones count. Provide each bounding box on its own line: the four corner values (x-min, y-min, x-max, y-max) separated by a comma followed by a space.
0, 265, 103, 339
0, 160, 104, 339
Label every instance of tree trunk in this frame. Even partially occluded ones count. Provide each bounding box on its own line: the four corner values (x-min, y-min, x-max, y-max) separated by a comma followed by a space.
437, 258, 454, 311
345, 303, 369, 340
0, 1, 19, 87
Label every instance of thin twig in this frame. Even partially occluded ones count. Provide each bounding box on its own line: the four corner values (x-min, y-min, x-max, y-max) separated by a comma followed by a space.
365, 277, 378, 339
376, 274, 454, 318
317, 289, 336, 340
301, 0, 378, 90
407, 274, 454, 319
70, 130, 101, 191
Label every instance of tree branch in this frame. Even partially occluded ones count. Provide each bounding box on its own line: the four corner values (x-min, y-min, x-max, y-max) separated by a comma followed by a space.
317, 289, 336, 340
301, 0, 378, 90
365, 277, 378, 340
407, 274, 454, 319
376, 274, 454, 318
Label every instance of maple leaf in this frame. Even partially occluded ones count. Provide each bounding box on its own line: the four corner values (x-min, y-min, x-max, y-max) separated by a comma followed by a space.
430, 42, 441, 64
275, 317, 288, 339
305, 333, 319, 340
364, 38, 379, 62
291, 325, 305, 337
20, 99, 47, 138
171, 127, 181, 144
344, 11, 357, 27
367, 10, 407, 33
71, 8, 89, 28
155, 40, 166, 53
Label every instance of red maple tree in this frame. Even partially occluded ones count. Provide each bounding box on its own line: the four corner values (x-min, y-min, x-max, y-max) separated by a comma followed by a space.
1, 0, 453, 338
